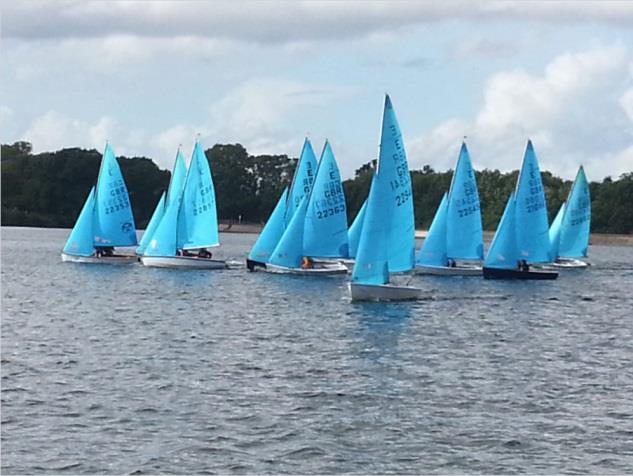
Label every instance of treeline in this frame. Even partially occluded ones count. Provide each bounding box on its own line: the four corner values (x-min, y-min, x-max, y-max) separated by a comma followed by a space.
2, 141, 632, 234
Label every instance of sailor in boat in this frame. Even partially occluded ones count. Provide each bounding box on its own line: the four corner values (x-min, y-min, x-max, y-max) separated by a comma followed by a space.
95, 246, 115, 258
301, 256, 314, 269
197, 248, 212, 259
518, 259, 530, 272
447, 258, 456, 268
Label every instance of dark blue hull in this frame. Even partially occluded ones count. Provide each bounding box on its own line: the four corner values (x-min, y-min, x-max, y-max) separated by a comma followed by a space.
483, 267, 558, 280
246, 259, 267, 272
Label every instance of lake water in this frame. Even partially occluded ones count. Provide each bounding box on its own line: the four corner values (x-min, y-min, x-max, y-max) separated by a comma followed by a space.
2, 227, 633, 474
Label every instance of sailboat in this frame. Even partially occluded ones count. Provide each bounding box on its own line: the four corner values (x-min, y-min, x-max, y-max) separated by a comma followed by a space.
483, 140, 558, 280
350, 95, 423, 301
246, 188, 288, 271
265, 140, 348, 274
415, 142, 484, 275
136, 149, 187, 255
245, 138, 318, 271
141, 141, 226, 269
61, 143, 138, 263
549, 166, 591, 268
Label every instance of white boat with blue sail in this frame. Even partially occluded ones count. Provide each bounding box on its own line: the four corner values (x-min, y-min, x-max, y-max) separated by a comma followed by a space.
246, 138, 318, 271
548, 166, 591, 268
136, 148, 187, 256
265, 140, 348, 275
350, 95, 423, 301
415, 142, 483, 276
61, 143, 138, 264
141, 141, 226, 269
483, 140, 558, 280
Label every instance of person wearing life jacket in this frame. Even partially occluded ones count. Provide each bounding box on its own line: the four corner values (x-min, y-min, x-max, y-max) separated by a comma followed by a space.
301, 256, 314, 269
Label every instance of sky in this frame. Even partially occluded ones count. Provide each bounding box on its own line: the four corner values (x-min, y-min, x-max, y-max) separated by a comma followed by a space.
2, 0, 633, 181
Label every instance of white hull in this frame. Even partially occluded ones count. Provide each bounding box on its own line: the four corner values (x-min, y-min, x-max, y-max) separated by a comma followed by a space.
552, 258, 589, 269
140, 255, 226, 269
61, 253, 138, 264
414, 263, 482, 276
349, 282, 425, 302
264, 262, 348, 275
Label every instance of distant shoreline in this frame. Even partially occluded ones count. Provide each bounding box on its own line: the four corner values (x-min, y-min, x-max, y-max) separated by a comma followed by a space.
217, 222, 633, 247
2, 225, 631, 247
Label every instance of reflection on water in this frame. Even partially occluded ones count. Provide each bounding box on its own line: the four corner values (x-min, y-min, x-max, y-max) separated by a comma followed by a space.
2, 227, 633, 475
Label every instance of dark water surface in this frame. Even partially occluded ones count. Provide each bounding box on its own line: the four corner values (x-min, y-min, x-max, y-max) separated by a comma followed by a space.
2, 227, 633, 474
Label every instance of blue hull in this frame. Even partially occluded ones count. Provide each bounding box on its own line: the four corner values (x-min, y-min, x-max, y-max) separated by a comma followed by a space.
483, 267, 558, 280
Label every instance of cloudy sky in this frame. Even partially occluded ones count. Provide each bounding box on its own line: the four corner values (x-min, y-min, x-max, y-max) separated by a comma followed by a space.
2, 1, 632, 180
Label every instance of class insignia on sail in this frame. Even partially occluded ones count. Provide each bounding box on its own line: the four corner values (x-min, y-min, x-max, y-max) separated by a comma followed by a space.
350, 94, 423, 301
483, 140, 558, 280
415, 142, 484, 276
140, 140, 226, 270
61, 143, 138, 264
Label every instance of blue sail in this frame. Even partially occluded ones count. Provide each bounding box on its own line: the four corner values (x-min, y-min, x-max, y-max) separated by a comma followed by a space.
63, 187, 96, 256
248, 188, 288, 263
144, 198, 179, 257
416, 192, 448, 266
347, 200, 367, 259
285, 138, 318, 226
549, 202, 566, 260
166, 149, 187, 207
484, 192, 518, 269
559, 166, 591, 258
379, 94, 416, 272
177, 142, 219, 250
303, 141, 349, 258
352, 94, 414, 284
269, 195, 308, 269
446, 143, 484, 260
352, 173, 390, 285
92, 143, 138, 246
514, 140, 551, 263
136, 192, 166, 255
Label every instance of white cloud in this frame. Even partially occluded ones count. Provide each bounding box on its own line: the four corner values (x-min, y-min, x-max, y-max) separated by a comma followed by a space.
408, 44, 633, 180
4, 1, 632, 44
